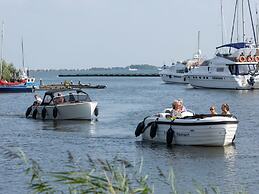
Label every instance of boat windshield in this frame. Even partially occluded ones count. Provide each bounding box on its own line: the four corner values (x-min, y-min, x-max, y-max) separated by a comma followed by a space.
228, 64, 259, 75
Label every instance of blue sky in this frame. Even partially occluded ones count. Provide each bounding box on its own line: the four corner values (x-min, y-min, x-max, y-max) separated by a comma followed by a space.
0, 0, 258, 69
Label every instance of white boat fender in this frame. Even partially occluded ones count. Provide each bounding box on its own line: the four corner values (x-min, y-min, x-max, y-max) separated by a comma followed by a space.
42, 107, 47, 120
53, 106, 58, 118
25, 106, 32, 118
94, 107, 99, 117
32, 108, 38, 119
135, 116, 149, 137
150, 118, 159, 139
166, 126, 174, 145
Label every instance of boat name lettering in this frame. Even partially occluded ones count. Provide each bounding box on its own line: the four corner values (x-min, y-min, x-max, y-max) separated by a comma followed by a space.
176, 132, 190, 137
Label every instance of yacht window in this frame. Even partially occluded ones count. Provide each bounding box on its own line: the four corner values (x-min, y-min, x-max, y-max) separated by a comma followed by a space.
169, 75, 172, 78
238, 65, 249, 75
216, 67, 224, 72
200, 60, 209, 66
176, 69, 185, 73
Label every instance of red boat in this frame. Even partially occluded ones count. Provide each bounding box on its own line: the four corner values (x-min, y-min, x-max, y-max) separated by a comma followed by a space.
0, 79, 26, 86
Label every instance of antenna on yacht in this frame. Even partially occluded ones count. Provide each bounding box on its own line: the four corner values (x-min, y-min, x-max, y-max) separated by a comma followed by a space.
0, 22, 4, 79
197, 30, 200, 57
247, 0, 257, 45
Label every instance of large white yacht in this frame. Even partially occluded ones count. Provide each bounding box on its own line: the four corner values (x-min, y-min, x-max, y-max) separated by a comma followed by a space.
186, 42, 259, 89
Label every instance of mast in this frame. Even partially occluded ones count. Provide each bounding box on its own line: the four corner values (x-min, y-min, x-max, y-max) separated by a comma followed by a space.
247, 0, 257, 45
236, 0, 239, 42
0, 22, 4, 79
230, 0, 239, 53
21, 37, 25, 72
220, 0, 224, 44
256, 4, 259, 46
242, 0, 245, 42
197, 30, 200, 56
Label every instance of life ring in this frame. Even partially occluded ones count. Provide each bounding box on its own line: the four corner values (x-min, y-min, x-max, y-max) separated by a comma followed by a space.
254, 56, 259, 62
238, 56, 246, 62
247, 55, 254, 62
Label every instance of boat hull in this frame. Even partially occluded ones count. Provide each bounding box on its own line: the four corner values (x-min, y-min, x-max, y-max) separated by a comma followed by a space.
141, 116, 238, 146
186, 75, 259, 89
28, 101, 98, 120
0, 86, 34, 93
160, 74, 187, 84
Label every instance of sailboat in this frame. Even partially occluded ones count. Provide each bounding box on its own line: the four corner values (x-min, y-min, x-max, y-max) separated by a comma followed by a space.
0, 23, 35, 92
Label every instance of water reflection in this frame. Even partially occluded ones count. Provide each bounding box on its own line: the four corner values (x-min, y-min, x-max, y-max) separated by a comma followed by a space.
38, 120, 97, 134
135, 141, 237, 160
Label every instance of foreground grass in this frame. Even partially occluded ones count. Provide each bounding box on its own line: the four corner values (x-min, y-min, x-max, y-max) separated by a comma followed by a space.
1, 147, 247, 194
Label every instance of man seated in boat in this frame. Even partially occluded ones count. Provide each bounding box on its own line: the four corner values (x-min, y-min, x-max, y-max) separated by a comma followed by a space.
53, 93, 64, 104
210, 105, 217, 115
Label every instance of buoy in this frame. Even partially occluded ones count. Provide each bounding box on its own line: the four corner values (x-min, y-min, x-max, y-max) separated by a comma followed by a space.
150, 122, 158, 139
42, 107, 47, 120
135, 121, 145, 137
32, 108, 38, 119
53, 106, 58, 119
238, 56, 246, 62
166, 127, 174, 145
247, 55, 254, 62
255, 56, 259, 62
25, 106, 32, 118
94, 107, 99, 117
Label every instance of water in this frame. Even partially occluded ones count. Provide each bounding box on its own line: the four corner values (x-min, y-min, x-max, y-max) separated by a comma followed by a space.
1, 72, 259, 193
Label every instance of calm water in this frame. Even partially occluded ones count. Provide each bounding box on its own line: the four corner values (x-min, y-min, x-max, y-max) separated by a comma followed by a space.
1, 72, 259, 193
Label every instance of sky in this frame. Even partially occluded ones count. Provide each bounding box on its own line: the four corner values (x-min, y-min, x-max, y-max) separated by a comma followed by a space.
0, 0, 259, 69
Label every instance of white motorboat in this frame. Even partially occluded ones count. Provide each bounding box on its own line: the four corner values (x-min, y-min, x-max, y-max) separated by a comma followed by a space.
186, 42, 259, 89
25, 89, 98, 120
135, 109, 238, 146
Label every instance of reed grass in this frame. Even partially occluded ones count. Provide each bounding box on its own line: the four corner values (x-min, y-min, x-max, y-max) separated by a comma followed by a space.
1, 147, 248, 194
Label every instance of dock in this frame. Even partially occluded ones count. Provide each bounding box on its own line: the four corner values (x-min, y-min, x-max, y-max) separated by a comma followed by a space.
37, 83, 106, 91
58, 73, 159, 77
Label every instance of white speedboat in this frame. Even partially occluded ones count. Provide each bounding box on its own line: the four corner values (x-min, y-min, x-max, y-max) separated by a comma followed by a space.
135, 109, 238, 146
25, 89, 98, 120
186, 42, 259, 89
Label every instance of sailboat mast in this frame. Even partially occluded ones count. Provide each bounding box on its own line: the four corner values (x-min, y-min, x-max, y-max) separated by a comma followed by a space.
256, 5, 259, 46
247, 0, 257, 45
21, 38, 25, 71
0, 22, 4, 79
241, 0, 245, 42
220, 0, 224, 44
